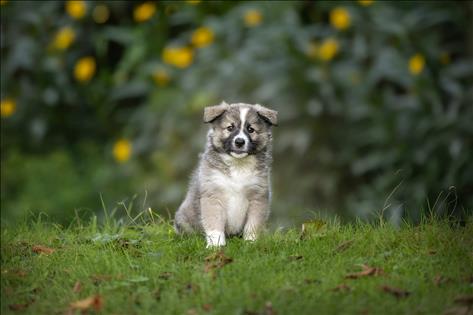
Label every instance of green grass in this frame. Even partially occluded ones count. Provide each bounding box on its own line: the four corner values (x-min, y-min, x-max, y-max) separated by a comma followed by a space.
1, 216, 472, 315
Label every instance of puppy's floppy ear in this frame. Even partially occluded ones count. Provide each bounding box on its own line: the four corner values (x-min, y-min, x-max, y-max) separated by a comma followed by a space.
254, 104, 278, 126
203, 101, 229, 123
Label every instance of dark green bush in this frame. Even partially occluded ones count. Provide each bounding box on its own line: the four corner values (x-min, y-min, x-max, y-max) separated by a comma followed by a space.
1, 1, 472, 225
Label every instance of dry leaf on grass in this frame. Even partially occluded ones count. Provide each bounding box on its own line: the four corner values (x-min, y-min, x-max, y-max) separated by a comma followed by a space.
434, 275, 452, 287
345, 264, 384, 279
202, 303, 213, 312
454, 295, 473, 306
8, 302, 31, 312
72, 281, 82, 293
69, 294, 103, 312
331, 284, 351, 292
158, 272, 173, 280
443, 306, 472, 315
380, 285, 411, 299
204, 251, 233, 273
32, 245, 55, 255
288, 255, 303, 261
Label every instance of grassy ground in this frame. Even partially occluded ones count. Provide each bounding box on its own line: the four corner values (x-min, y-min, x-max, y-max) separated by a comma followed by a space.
1, 216, 472, 315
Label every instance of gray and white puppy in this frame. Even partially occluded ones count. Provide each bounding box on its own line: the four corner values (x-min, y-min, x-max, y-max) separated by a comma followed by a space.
174, 102, 278, 247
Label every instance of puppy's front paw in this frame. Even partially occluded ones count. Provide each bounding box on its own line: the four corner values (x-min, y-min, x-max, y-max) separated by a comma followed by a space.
206, 230, 226, 248
243, 232, 257, 242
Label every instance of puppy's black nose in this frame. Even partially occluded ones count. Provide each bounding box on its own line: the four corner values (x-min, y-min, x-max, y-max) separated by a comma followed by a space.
235, 138, 245, 148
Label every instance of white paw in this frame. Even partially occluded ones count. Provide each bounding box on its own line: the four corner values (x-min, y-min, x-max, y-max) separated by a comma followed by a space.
244, 232, 257, 242
206, 230, 226, 248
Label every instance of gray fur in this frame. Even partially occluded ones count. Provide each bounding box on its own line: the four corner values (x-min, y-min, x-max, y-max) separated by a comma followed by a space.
174, 102, 277, 246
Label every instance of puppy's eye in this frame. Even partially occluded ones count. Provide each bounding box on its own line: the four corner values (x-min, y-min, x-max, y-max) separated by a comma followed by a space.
226, 125, 234, 132
247, 126, 255, 133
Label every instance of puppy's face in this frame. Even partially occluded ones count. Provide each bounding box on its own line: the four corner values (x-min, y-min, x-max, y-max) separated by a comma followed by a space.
204, 102, 278, 158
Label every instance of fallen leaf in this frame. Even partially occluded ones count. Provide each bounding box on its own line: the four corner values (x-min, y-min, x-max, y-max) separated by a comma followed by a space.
202, 304, 213, 312
32, 245, 55, 255
434, 275, 452, 287
428, 250, 437, 255
8, 303, 29, 311
187, 308, 198, 315
334, 240, 354, 253
443, 306, 471, 315
454, 295, 473, 306
204, 251, 233, 274
304, 278, 321, 285
70, 294, 103, 312
159, 272, 173, 280
345, 265, 384, 279
380, 285, 411, 299
331, 284, 351, 292
288, 255, 303, 261
72, 281, 82, 293
264, 301, 276, 315
90, 274, 117, 284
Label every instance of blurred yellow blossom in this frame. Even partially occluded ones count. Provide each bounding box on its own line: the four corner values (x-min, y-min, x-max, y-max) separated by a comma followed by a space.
244, 9, 262, 27
162, 46, 194, 69
330, 7, 351, 30
191, 27, 214, 48
93, 4, 110, 24
0, 0, 8, 6
1, 98, 16, 118
186, 0, 201, 4
440, 52, 450, 65
358, 0, 374, 6
152, 69, 170, 86
409, 54, 425, 75
318, 38, 339, 61
74, 57, 96, 82
66, 0, 87, 20
134, 2, 156, 23
113, 139, 132, 163
52, 27, 76, 50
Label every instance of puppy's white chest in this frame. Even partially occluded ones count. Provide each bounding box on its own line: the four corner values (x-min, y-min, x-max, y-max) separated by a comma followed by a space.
212, 159, 258, 234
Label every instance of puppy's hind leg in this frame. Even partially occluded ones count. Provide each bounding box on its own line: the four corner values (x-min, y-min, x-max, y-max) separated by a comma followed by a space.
174, 197, 197, 234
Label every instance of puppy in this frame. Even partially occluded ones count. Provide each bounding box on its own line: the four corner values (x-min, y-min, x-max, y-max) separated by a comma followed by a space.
174, 102, 278, 247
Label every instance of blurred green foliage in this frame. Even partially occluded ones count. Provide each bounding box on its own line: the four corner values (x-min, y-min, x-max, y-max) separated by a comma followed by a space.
1, 1, 472, 226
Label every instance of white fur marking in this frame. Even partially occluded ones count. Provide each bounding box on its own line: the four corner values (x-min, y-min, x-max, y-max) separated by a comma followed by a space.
212, 155, 258, 234
230, 152, 248, 158
235, 107, 250, 151
206, 230, 226, 247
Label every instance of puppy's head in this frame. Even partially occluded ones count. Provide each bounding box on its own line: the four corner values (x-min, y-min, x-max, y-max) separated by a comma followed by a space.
204, 102, 278, 158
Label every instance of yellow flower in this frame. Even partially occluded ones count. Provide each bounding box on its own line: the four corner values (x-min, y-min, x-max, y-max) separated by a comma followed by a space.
74, 57, 96, 83
409, 54, 425, 75
330, 7, 351, 30
244, 9, 262, 27
358, 0, 374, 6
191, 27, 214, 48
318, 38, 339, 61
66, 0, 87, 20
0, 0, 8, 5
152, 69, 170, 86
113, 139, 132, 163
134, 2, 156, 23
52, 27, 76, 50
162, 46, 194, 69
93, 4, 110, 24
186, 0, 201, 4
1, 98, 16, 118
